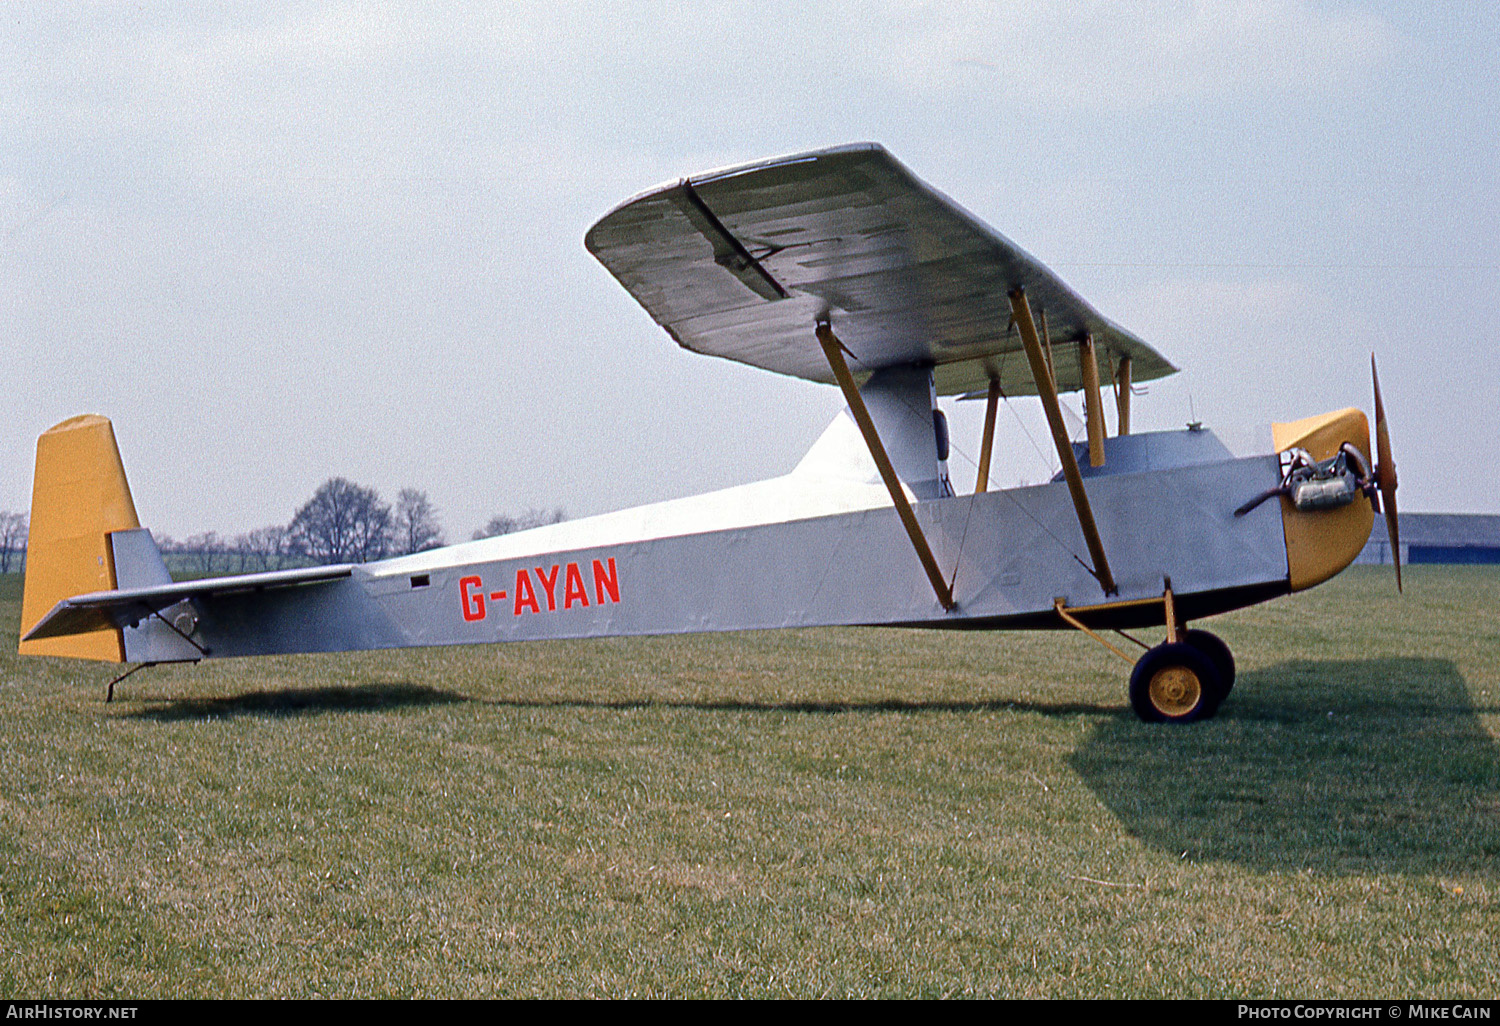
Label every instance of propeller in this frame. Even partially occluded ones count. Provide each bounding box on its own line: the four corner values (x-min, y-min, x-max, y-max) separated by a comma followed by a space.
1371, 354, 1401, 592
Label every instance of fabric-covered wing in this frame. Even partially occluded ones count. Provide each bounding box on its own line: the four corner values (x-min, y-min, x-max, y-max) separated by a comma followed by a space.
585, 143, 1175, 397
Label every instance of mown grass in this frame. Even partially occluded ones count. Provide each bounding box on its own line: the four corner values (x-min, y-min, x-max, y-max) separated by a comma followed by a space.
1, 566, 1496, 998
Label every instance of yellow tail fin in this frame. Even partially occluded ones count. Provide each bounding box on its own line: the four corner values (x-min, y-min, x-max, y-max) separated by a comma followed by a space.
18, 415, 141, 661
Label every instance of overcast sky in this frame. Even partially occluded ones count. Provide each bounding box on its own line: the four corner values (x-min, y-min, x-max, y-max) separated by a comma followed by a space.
5, 1, 1497, 542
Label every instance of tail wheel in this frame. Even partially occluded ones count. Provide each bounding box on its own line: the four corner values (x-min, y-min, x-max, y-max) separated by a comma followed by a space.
1129, 642, 1224, 724
1182, 629, 1235, 712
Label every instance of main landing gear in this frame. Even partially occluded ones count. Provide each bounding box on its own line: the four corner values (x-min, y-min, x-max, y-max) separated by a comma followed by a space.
1128, 630, 1236, 723
1054, 583, 1237, 724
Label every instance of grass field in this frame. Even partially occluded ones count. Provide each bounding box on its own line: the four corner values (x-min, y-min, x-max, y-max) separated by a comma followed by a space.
1, 565, 1497, 998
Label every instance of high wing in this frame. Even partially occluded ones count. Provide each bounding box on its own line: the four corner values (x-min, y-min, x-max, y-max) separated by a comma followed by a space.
585, 143, 1175, 397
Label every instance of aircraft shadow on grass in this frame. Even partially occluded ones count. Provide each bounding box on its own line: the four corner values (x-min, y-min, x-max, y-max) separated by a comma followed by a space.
116, 655, 1498, 875
1070, 656, 1500, 875
125, 682, 471, 722
481, 696, 1111, 716
123, 685, 1102, 722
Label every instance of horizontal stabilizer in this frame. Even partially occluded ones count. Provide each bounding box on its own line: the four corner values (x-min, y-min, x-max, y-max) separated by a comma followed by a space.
22, 564, 355, 643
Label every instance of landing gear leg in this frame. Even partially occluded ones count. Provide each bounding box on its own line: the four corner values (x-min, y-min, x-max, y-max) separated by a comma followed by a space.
1138, 582, 1234, 720
1054, 583, 1237, 723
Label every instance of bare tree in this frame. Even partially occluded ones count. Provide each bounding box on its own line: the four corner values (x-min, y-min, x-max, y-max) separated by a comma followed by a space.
393, 488, 444, 555
230, 532, 255, 574
0, 511, 27, 574
289, 478, 391, 564
240, 525, 293, 572
155, 534, 189, 577
472, 507, 566, 541
181, 532, 225, 576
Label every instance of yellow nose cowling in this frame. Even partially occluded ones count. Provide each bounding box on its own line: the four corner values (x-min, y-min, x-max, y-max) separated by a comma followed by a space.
1272, 408, 1375, 592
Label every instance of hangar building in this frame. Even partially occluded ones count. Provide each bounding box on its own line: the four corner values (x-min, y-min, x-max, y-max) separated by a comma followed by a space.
1355, 513, 1500, 566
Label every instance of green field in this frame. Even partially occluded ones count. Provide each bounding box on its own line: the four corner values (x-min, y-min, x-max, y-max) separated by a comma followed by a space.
1, 566, 1497, 998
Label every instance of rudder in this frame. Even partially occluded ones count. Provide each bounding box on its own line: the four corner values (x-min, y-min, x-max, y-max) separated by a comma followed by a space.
18, 415, 141, 661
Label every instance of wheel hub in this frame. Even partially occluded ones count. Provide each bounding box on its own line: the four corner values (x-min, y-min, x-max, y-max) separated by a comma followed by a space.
1149, 665, 1201, 716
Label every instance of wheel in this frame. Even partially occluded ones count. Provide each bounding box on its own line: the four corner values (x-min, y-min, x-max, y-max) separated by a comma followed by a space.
1182, 629, 1235, 712
1129, 642, 1224, 724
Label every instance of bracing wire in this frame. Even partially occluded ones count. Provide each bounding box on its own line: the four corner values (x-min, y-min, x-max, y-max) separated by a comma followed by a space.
832, 335, 1095, 591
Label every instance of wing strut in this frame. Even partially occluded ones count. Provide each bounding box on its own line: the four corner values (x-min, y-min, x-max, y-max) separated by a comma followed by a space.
1079, 336, 1106, 467
975, 378, 1001, 493
1116, 354, 1133, 436
1040, 309, 1056, 384
815, 323, 956, 611
1008, 289, 1117, 596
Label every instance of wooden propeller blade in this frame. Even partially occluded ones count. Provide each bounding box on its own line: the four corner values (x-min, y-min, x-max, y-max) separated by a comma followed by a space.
1373, 355, 1401, 592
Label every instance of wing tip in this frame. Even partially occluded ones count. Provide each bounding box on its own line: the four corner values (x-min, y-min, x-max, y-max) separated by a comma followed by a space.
585, 143, 894, 250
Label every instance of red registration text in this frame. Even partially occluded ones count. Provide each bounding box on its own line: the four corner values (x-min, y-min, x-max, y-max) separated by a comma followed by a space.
460, 558, 619, 622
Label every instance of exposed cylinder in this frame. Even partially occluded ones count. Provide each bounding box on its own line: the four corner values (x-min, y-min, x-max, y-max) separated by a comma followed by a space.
1291, 473, 1358, 512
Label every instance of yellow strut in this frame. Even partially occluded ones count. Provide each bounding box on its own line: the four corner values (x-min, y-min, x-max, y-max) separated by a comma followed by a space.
1116, 354, 1133, 436
1079, 336, 1105, 468
1054, 601, 1136, 665
1040, 309, 1055, 385
975, 377, 1000, 493
816, 323, 956, 611
1008, 289, 1116, 595
1055, 580, 1182, 661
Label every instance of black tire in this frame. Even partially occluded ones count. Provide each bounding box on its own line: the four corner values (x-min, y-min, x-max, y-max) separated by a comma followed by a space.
1129, 642, 1224, 724
1182, 628, 1235, 712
